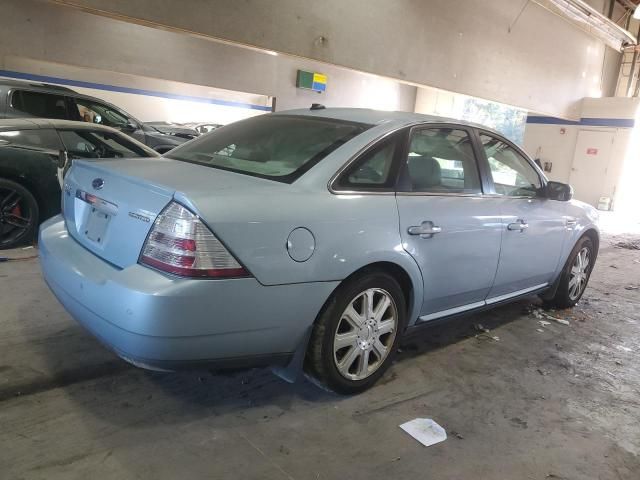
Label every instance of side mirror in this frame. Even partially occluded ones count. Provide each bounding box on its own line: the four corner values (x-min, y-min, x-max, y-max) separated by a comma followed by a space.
545, 181, 573, 201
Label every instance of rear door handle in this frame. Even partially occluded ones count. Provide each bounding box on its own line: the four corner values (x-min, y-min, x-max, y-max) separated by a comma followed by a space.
408, 221, 442, 238
507, 220, 529, 232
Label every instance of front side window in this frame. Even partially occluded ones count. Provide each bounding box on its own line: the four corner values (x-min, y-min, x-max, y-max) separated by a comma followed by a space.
403, 128, 481, 193
74, 99, 131, 129
0, 128, 61, 151
59, 130, 153, 158
11, 90, 68, 120
480, 133, 541, 197
166, 115, 370, 183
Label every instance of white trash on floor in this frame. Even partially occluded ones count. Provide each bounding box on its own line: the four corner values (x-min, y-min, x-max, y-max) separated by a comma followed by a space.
399, 418, 447, 447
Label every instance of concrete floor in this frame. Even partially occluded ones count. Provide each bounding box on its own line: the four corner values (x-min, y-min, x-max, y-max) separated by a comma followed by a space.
1, 234, 639, 480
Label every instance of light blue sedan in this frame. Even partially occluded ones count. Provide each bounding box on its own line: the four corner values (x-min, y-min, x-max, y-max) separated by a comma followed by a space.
39, 108, 599, 393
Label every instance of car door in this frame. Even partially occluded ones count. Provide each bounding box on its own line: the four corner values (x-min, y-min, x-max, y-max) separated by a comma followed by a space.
477, 131, 568, 300
396, 125, 503, 320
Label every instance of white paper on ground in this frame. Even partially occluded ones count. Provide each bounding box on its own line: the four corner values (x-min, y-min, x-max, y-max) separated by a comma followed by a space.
399, 418, 447, 447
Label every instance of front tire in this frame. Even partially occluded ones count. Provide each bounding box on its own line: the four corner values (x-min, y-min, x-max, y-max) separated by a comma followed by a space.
546, 236, 595, 309
306, 271, 406, 394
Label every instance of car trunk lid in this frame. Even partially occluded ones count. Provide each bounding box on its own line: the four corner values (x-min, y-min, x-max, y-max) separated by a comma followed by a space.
62, 159, 176, 268
62, 157, 284, 269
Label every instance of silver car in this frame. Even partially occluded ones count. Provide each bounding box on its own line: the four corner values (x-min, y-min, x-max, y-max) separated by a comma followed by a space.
39, 108, 599, 394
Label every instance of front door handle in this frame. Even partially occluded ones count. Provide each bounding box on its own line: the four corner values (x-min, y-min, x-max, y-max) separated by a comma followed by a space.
507, 220, 529, 232
408, 221, 442, 238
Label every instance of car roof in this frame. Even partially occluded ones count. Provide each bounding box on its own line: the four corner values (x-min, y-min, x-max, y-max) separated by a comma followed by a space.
0, 77, 140, 120
276, 107, 499, 133
0, 77, 75, 93
0, 118, 125, 132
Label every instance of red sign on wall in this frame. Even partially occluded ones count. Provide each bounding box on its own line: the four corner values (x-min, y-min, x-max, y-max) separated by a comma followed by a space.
586, 148, 598, 155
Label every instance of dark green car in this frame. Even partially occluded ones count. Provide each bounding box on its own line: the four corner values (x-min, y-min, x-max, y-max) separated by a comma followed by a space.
0, 118, 158, 249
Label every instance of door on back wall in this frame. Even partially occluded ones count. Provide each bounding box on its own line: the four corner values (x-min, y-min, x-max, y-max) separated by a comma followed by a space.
569, 129, 615, 207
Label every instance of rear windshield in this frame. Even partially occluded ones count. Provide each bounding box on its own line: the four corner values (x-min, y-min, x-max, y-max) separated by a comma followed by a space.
166, 115, 370, 182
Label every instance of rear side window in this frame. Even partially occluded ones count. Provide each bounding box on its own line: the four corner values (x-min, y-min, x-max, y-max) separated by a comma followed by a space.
11, 90, 69, 120
0, 128, 61, 151
59, 130, 154, 158
402, 128, 481, 194
334, 135, 400, 190
166, 115, 370, 183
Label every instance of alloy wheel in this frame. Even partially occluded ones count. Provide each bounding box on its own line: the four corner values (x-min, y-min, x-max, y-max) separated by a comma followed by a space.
568, 246, 590, 301
333, 288, 398, 381
0, 187, 34, 247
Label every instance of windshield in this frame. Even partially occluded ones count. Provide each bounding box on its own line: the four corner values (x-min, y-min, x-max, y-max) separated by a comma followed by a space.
165, 115, 370, 182
75, 98, 133, 129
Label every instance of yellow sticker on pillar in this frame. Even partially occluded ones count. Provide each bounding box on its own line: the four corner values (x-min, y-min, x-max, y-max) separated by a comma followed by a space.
312, 73, 327, 92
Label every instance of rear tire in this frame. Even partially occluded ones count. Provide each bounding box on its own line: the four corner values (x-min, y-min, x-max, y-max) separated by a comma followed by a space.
306, 271, 406, 394
545, 236, 595, 309
0, 178, 39, 250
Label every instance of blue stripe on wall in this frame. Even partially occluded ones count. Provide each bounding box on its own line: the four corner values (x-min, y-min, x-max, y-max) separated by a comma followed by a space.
527, 115, 635, 128
526, 116, 580, 125
580, 117, 635, 128
0, 69, 273, 112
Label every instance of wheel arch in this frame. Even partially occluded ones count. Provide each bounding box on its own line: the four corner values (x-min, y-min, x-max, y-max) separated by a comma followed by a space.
275, 258, 422, 384
582, 227, 600, 257
315, 259, 422, 329
542, 226, 600, 302
0, 170, 45, 214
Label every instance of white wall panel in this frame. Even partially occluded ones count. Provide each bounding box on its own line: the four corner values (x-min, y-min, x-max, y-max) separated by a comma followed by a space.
0, 0, 417, 115
51, 0, 615, 118
523, 124, 580, 183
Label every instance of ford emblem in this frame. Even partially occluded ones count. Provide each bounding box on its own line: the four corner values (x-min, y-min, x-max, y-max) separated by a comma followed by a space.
92, 178, 104, 190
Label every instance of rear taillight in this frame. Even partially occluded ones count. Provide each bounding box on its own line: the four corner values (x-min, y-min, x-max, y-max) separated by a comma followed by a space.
139, 201, 250, 278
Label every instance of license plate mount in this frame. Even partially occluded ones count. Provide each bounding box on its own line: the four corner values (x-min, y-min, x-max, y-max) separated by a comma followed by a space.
85, 207, 110, 243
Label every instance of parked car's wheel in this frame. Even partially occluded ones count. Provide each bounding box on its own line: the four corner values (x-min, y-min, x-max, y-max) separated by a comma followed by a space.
306, 271, 406, 394
0, 178, 39, 249
545, 235, 595, 309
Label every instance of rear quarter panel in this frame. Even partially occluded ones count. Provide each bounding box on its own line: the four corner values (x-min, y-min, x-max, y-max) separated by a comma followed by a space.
180, 189, 424, 325
174, 119, 425, 323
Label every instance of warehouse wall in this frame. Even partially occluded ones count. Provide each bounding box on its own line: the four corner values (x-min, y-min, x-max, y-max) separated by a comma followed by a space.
1, 59, 273, 125
523, 97, 640, 210
522, 124, 580, 183
50, 0, 615, 119
414, 85, 528, 145
0, 0, 417, 117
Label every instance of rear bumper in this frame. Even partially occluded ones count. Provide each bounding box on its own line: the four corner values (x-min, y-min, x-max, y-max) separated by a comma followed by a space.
39, 216, 338, 370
